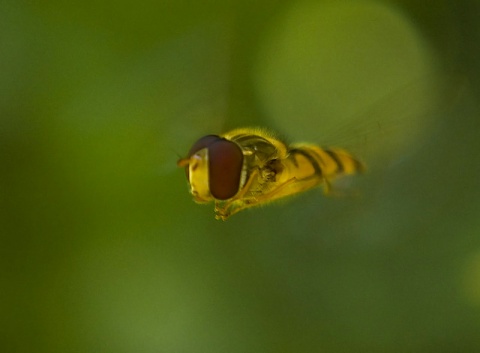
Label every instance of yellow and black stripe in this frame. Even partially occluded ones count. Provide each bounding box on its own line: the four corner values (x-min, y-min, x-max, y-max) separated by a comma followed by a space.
288, 144, 365, 181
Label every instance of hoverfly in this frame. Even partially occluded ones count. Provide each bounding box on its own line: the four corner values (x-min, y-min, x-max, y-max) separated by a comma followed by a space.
177, 127, 365, 220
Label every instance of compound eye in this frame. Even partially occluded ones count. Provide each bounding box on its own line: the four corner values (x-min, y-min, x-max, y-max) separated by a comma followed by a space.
183, 135, 222, 179
187, 135, 222, 157
208, 139, 243, 200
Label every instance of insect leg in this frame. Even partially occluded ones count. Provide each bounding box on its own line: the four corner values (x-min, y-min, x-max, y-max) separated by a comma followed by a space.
213, 168, 261, 220
215, 174, 327, 220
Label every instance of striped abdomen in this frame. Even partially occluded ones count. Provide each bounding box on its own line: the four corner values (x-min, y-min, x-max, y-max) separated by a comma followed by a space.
284, 144, 365, 184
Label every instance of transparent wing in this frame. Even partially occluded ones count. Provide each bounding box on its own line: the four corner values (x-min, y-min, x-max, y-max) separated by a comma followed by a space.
315, 74, 465, 168
270, 74, 465, 171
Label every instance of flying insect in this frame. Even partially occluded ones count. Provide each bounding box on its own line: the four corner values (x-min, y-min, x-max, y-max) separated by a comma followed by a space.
177, 127, 364, 220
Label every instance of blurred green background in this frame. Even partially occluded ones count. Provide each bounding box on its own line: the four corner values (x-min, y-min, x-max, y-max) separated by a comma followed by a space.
2, 0, 480, 352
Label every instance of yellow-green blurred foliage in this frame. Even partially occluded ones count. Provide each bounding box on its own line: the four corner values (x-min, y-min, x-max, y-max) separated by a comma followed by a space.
1, 0, 480, 352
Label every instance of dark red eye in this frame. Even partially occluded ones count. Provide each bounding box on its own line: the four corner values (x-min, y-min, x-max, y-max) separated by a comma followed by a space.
183, 135, 222, 179
208, 139, 243, 200
187, 135, 222, 158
